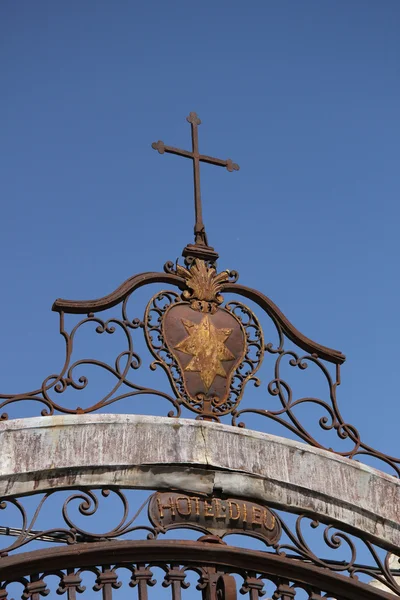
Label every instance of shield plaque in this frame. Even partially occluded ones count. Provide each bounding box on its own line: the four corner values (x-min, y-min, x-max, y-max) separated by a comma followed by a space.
163, 303, 246, 409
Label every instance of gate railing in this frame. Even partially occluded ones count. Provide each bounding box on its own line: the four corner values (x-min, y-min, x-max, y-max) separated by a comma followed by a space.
0, 539, 397, 600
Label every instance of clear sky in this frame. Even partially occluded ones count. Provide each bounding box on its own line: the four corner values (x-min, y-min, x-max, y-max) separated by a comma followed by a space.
1, 2, 400, 461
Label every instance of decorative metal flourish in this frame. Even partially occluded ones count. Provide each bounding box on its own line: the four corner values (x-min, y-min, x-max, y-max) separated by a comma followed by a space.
227, 282, 400, 477
2, 111, 399, 600
224, 301, 264, 414
273, 511, 400, 597
0, 488, 157, 557
1, 110, 399, 475
0, 250, 399, 473
143, 290, 185, 414
0, 488, 399, 597
0, 276, 183, 421
176, 259, 232, 312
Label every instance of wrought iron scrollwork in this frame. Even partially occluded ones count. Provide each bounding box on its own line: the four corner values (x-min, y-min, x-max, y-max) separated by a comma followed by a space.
273, 512, 400, 596
0, 276, 183, 421
0, 487, 399, 596
0, 488, 157, 557
0, 258, 399, 476
228, 282, 400, 477
224, 301, 264, 414
143, 290, 185, 415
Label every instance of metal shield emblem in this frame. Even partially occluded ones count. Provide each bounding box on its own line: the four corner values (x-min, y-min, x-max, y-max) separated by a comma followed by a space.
163, 303, 246, 408
143, 260, 264, 420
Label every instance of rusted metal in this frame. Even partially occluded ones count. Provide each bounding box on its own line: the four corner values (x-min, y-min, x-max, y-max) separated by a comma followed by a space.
152, 112, 239, 248
215, 574, 237, 600
148, 492, 281, 546
1, 251, 399, 474
0, 111, 399, 473
1, 487, 400, 596
0, 540, 397, 600
165, 305, 246, 401
0, 112, 398, 600
144, 288, 262, 419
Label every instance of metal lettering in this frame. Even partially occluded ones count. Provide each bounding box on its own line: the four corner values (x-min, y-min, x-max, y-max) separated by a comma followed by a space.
175, 496, 191, 517
228, 501, 240, 521
149, 493, 281, 546
251, 506, 263, 527
156, 496, 176, 518
263, 509, 276, 531
194, 496, 200, 516
204, 499, 214, 517
214, 498, 226, 520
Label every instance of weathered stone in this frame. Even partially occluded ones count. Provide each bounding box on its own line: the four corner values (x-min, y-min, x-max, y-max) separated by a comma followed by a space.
0, 414, 399, 549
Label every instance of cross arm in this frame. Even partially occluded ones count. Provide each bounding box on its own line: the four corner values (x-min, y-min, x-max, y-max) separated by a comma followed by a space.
152, 140, 193, 160
199, 154, 240, 172
152, 141, 239, 172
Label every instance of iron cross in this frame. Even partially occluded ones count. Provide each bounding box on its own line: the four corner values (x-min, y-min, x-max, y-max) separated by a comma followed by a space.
152, 112, 239, 246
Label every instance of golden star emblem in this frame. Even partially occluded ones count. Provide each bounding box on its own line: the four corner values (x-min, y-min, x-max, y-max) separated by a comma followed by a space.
174, 315, 235, 391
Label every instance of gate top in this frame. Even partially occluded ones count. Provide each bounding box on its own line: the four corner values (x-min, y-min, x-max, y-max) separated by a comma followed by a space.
0, 112, 398, 478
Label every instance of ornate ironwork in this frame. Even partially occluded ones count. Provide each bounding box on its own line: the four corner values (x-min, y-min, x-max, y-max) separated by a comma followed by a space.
0, 487, 399, 598
0, 488, 157, 557
228, 280, 400, 476
3, 555, 396, 600
143, 271, 263, 420
0, 111, 399, 475
175, 259, 233, 312
0, 252, 399, 475
4, 559, 372, 600
0, 488, 400, 598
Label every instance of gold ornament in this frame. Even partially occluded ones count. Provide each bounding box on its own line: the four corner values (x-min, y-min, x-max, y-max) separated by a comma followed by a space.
174, 315, 235, 390
176, 259, 230, 308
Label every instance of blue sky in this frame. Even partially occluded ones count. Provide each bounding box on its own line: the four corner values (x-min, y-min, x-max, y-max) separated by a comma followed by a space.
1, 1, 400, 461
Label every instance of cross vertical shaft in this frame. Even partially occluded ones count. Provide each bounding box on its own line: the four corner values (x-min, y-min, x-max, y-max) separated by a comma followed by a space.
188, 113, 204, 244
152, 112, 239, 249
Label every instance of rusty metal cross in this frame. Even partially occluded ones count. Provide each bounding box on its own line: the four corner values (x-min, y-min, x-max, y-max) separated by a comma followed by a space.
152, 112, 239, 246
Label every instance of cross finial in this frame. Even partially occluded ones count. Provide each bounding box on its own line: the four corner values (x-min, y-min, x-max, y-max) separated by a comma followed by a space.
186, 111, 201, 126
152, 112, 239, 252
